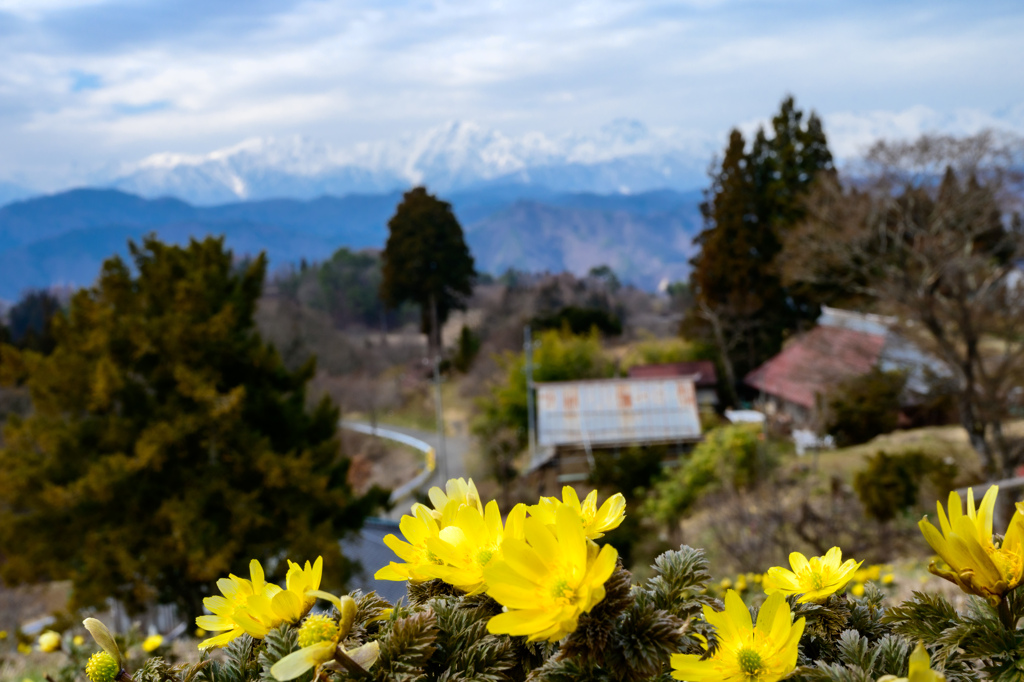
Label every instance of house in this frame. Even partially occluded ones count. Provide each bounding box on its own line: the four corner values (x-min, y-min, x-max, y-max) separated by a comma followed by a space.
744, 307, 941, 429
527, 375, 704, 485
628, 360, 719, 406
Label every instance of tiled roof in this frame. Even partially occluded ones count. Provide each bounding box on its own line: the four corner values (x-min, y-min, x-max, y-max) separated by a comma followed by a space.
628, 360, 718, 387
745, 326, 886, 408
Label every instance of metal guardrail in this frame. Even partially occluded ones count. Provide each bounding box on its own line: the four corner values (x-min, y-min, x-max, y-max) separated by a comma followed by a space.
340, 421, 436, 505
956, 476, 1024, 499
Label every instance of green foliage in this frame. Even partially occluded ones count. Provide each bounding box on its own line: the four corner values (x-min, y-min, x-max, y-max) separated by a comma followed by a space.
589, 445, 669, 566
371, 610, 439, 682
619, 336, 715, 373
450, 325, 481, 373
686, 96, 834, 379
258, 626, 306, 682
644, 424, 766, 525
587, 265, 621, 291
590, 446, 665, 501
4, 288, 62, 354
531, 306, 623, 337
380, 187, 476, 349
473, 328, 614, 470
276, 247, 415, 330
826, 369, 908, 447
854, 449, 958, 522
202, 634, 260, 682
0, 236, 388, 619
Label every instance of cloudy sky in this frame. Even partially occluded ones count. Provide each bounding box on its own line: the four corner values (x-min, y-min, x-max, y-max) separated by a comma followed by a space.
1, 0, 1022, 189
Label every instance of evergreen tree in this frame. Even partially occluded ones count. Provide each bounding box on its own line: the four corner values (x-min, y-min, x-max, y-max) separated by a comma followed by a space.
0, 236, 387, 619
380, 187, 476, 354
687, 96, 834, 386
6, 288, 62, 354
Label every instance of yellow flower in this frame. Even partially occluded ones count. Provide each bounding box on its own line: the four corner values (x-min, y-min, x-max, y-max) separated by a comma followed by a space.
484, 505, 617, 642
17, 643, 31, 655
412, 477, 484, 528
73, 635, 85, 647
878, 642, 946, 682
196, 558, 320, 649
376, 505, 444, 582
670, 590, 805, 682
270, 598, 379, 681
281, 556, 324, 620
882, 573, 895, 585
420, 502, 527, 593
38, 631, 61, 653
763, 547, 862, 603
851, 583, 866, 597
918, 485, 1024, 606
0, 630, 7, 639
529, 486, 626, 539
141, 635, 163, 652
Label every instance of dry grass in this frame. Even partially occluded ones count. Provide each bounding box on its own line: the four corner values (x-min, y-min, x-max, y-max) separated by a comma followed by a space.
812, 424, 984, 484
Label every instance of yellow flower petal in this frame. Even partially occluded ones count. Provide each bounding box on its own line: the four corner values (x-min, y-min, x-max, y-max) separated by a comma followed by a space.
270, 641, 335, 681
343, 641, 380, 671
198, 627, 244, 650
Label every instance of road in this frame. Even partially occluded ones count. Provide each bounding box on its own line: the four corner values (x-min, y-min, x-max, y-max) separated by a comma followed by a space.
341, 420, 472, 520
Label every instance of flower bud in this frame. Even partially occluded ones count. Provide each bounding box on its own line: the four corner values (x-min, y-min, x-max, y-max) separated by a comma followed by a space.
86, 651, 119, 682
38, 630, 61, 653
297, 615, 339, 648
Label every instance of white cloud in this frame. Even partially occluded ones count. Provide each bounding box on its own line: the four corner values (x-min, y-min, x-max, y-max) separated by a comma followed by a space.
0, 0, 112, 17
0, 0, 1023, 188
825, 106, 1024, 159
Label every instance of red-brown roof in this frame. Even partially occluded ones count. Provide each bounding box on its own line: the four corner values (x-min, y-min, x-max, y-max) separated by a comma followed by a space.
629, 361, 718, 387
745, 326, 886, 408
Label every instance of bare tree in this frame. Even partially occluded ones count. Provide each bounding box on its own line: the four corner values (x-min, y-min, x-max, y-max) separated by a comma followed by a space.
782, 131, 1024, 479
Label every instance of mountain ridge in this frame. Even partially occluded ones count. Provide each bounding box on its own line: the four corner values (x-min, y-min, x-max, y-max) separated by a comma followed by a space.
0, 186, 702, 300
97, 119, 712, 205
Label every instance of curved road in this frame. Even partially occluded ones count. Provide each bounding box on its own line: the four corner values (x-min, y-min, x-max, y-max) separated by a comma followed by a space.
341, 420, 471, 519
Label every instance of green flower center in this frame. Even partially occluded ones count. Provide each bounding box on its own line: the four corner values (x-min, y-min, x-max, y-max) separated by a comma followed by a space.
297, 615, 340, 648
551, 578, 577, 603
737, 647, 765, 676
801, 570, 824, 591
476, 548, 494, 566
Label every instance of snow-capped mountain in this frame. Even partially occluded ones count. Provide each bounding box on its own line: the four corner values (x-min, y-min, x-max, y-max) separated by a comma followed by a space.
110, 120, 713, 204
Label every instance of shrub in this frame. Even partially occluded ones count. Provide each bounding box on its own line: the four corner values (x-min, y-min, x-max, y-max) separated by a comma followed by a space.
826, 368, 907, 447
619, 335, 716, 373
644, 424, 767, 526
854, 449, 958, 522
531, 305, 622, 336
450, 325, 481, 373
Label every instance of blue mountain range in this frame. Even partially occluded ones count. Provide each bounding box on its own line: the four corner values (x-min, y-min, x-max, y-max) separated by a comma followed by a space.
0, 186, 703, 301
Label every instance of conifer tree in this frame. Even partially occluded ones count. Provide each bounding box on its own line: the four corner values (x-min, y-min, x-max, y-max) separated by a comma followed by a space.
380, 187, 476, 354
687, 96, 834, 387
0, 236, 387, 619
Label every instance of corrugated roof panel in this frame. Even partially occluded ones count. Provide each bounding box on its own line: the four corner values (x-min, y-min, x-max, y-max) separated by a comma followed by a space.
537, 377, 702, 447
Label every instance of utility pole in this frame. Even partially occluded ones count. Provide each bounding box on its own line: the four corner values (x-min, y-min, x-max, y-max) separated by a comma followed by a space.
524, 325, 538, 465
431, 293, 448, 481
